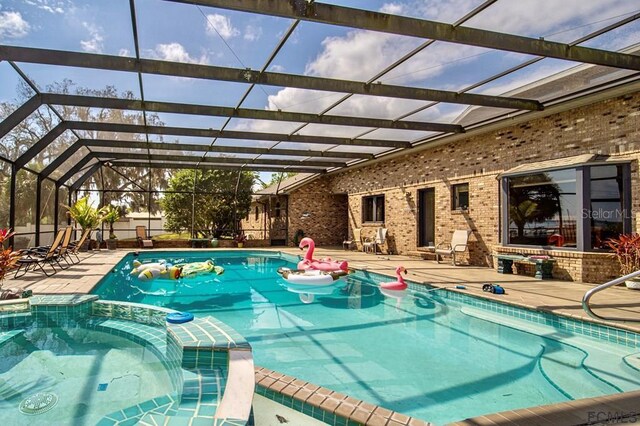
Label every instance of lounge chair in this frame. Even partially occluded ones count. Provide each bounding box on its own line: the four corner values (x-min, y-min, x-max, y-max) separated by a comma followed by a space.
68, 228, 92, 263
14, 227, 68, 278
342, 228, 362, 250
136, 226, 154, 248
435, 230, 472, 265
367, 227, 388, 255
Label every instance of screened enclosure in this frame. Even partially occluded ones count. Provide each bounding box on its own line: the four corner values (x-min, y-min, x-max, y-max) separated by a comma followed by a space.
1, 0, 639, 247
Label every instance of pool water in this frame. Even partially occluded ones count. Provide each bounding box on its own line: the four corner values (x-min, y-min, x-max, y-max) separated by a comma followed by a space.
0, 321, 173, 425
94, 251, 640, 424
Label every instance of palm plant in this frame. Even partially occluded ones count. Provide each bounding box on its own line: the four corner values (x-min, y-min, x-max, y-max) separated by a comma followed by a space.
101, 205, 121, 239
64, 197, 106, 248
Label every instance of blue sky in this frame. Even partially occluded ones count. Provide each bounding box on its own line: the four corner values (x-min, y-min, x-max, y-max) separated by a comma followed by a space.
1, 0, 639, 183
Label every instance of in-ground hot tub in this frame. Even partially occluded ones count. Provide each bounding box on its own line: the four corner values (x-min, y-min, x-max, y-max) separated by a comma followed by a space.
0, 295, 254, 425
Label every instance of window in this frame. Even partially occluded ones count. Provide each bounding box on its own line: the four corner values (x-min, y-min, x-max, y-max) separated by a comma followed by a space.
363, 195, 385, 223
502, 163, 630, 250
275, 202, 281, 218
255, 205, 259, 221
452, 183, 469, 210
590, 165, 625, 250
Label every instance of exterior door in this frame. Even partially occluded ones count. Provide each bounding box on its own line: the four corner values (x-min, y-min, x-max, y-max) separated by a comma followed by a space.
418, 188, 435, 247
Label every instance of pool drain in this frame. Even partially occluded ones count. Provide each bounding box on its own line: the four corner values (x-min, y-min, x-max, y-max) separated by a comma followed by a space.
19, 392, 58, 415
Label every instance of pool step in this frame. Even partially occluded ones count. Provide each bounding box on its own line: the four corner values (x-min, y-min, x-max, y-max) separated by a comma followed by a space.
460, 307, 640, 395
0, 329, 24, 348
538, 345, 620, 399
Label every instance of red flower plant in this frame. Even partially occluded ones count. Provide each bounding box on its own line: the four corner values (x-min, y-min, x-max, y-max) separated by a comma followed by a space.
607, 233, 640, 276
0, 229, 19, 285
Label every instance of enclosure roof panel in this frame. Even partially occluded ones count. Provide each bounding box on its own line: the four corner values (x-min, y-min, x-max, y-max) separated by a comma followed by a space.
0, 0, 638, 183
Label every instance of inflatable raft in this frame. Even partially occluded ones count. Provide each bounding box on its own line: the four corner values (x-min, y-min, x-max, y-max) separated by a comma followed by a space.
277, 267, 350, 285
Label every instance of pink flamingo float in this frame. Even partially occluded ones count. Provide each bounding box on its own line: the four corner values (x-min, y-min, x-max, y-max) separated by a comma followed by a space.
297, 237, 349, 272
380, 266, 408, 291
380, 266, 408, 307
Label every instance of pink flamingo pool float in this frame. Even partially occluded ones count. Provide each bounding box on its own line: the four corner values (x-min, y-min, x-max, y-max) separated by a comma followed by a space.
380, 266, 408, 291
298, 237, 348, 272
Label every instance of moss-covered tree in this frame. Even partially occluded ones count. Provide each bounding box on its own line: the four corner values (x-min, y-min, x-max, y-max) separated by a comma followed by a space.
162, 169, 255, 237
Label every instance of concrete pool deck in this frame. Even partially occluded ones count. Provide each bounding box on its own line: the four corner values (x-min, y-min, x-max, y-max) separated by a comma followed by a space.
4, 246, 640, 425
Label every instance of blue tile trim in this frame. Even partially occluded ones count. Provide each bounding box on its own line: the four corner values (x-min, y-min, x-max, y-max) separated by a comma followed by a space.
351, 267, 640, 349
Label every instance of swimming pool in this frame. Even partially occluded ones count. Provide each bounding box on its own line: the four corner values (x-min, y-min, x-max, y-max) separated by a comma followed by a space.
93, 250, 640, 424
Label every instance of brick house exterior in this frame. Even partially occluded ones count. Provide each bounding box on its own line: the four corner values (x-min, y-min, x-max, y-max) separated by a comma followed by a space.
257, 90, 640, 284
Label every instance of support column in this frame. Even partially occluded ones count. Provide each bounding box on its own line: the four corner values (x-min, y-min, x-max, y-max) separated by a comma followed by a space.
9, 164, 16, 246
35, 175, 42, 246
54, 182, 60, 236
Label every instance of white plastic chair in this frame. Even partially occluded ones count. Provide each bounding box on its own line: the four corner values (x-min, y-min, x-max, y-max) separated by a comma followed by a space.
435, 230, 471, 265
368, 227, 388, 255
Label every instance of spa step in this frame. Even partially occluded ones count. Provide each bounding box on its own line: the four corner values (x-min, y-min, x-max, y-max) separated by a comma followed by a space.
85, 317, 168, 354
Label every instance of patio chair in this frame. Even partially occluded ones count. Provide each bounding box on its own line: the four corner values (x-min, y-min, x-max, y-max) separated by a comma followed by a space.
368, 227, 388, 255
136, 226, 154, 248
342, 228, 362, 250
434, 229, 472, 266
14, 227, 68, 278
68, 228, 92, 263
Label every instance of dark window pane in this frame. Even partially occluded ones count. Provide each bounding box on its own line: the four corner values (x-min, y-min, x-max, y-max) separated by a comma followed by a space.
590, 165, 625, 250
363, 195, 384, 222
507, 169, 577, 247
453, 183, 469, 210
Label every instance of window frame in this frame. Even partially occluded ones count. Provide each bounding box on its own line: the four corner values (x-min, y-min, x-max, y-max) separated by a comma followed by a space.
452, 183, 469, 211
500, 162, 631, 252
362, 194, 385, 223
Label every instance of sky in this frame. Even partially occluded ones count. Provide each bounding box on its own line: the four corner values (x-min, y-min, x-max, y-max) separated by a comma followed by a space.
1, 0, 639, 183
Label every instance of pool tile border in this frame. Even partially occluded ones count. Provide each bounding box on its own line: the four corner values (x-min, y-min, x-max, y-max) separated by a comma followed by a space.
349, 266, 640, 349
434, 287, 640, 348
254, 367, 432, 426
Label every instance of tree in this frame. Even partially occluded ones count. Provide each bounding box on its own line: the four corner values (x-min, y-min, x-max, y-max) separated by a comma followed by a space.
0, 79, 169, 223
162, 169, 255, 237
261, 172, 297, 189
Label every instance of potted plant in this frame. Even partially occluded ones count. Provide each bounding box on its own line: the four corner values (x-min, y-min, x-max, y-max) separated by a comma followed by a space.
64, 196, 105, 251
606, 233, 640, 289
234, 233, 248, 248
101, 204, 121, 250
0, 229, 19, 287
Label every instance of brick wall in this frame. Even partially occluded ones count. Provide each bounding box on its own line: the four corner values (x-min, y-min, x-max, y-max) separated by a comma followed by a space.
241, 195, 288, 243
288, 177, 348, 246
289, 92, 640, 283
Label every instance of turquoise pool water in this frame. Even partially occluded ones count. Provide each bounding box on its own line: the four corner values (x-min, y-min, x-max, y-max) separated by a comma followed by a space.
0, 320, 173, 425
93, 251, 640, 424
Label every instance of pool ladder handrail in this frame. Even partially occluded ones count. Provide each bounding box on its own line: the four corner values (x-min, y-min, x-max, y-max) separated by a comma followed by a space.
582, 269, 640, 322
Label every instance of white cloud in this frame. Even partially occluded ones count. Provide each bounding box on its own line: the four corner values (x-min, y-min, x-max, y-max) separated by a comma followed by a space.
244, 24, 263, 41
118, 48, 131, 57
269, 64, 285, 73
0, 11, 31, 40
150, 43, 209, 64
80, 22, 104, 53
205, 13, 239, 39
237, 0, 639, 136
380, 0, 480, 23
306, 30, 421, 80
24, 0, 67, 14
